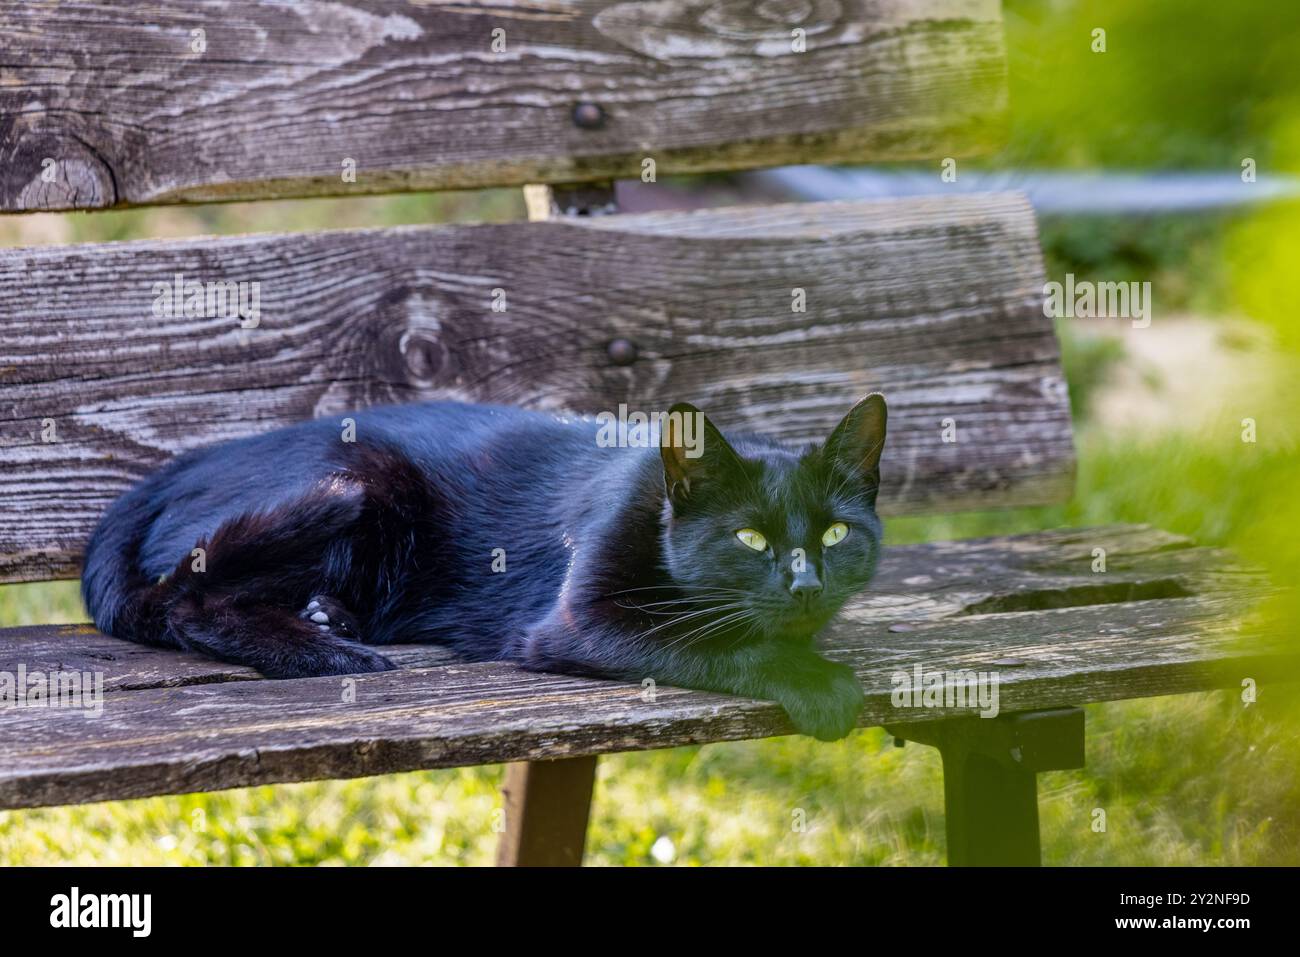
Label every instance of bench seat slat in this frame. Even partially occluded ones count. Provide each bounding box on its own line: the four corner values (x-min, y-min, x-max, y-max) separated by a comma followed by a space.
0, 0, 1008, 211
0, 193, 1072, 583
0, 525, 1285, 811
0, 523, 1256, 693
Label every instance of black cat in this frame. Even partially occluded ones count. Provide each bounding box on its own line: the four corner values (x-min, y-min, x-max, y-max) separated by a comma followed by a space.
82, 395, 886, 740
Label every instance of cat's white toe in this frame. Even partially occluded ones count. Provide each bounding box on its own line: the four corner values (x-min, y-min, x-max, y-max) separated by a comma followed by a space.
310, 610, 329, 624
307, 600, 321, 611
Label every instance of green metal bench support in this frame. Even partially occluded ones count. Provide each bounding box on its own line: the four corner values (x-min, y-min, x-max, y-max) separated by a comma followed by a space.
888, 707, 1086, 866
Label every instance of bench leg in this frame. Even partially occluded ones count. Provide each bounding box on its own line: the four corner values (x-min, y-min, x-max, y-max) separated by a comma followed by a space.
887, 707, 1085, 866
496, 756, 598, 866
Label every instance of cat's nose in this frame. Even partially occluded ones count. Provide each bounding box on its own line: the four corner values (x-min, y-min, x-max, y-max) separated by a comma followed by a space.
790, 572, 823, 605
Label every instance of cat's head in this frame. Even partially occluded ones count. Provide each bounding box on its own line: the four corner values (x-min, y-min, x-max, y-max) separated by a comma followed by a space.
658, 394, 886, 640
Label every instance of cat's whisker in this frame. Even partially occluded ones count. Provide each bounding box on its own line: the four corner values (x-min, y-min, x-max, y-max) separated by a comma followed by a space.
616, 601, 731, 617
658, 608, 756, 651
619, 594, 746, 611
620, 603, 730, 617
669, 617, 756, 653
669, 615, 744, 648
603, 584, 749, 599
627, 591, 746, 602
629, 602, 750, 641
626, 603, 746, 640
724, 618, 762, 651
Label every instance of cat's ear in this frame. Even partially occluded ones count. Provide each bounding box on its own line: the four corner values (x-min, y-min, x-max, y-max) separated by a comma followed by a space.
824, 393, 887, 503
660, 402, 740, 509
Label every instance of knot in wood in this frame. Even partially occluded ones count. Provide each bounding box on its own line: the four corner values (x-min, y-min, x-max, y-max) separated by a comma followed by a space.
398, 329, 446, 385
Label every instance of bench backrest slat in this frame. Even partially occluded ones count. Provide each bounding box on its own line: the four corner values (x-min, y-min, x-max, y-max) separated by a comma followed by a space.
0, 194, 1072, 584
0, 0, 1008, 210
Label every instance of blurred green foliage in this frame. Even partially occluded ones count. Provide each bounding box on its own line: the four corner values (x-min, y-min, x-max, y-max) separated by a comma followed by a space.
1039, 213, 1238, 315
1055, 320, 1127, 421
1001, 0, 1300, 171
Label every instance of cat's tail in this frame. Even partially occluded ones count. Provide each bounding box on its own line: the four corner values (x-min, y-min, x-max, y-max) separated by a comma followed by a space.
83, 473, 393, 677
82, 458, 190, 644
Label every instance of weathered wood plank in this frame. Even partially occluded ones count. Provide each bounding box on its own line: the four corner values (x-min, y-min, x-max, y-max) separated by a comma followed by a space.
0, 592, 1284, 811
0, 193, 1071, 582
0, 526, 1251, 693
0, 0, 1008, 211
0, 624, 464, 693
0, 525, 1287, 810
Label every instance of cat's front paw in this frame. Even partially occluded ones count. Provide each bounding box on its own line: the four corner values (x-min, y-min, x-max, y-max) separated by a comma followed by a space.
777, 661, 865, 742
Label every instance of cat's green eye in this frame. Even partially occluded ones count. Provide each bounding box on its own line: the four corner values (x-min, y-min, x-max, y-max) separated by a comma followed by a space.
821, 522, 849, 547
736, 528, 768, 552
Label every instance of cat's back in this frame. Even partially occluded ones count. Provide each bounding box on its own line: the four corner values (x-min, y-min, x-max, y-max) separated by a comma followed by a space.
113, 401, 598, 575
356, 400, 598, 466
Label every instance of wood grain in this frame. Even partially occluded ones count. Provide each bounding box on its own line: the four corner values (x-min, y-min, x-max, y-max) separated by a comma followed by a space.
0, 193, 1072, 583
0, 524, 1251, 692
0, 525, 1287, 810
0, 0, 1009, 211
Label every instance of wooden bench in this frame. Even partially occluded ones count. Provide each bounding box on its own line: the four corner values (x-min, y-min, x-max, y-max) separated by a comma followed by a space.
0, 1, 1286, 865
